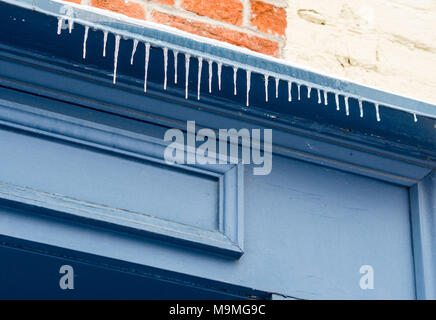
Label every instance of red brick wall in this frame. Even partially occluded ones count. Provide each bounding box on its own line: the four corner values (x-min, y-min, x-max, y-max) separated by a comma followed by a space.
63, 0, 287, 57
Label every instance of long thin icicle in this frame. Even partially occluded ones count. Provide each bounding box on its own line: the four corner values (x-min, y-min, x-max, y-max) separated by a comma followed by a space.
246, 70, 251, 107
358, 99, 363, 117
197, 57, 203, 100
82, 26, 89, 59
113, 34, 120, 84
217, 62, 222, 91
185, 54, 190, 99
233, 67, 238, 95
208, 60, 212, 93
163, 47, 168, 90
323, 90, 328, 105
68, 19, 73, 34
144, 42, 150, 92
375, 103, 381, 122
264, 75, 269, 102
288, 81, 292, 102
345, 96, 350, 115
130, 39, 138, 65
102, 31, 108, 57
173, 50, 178, 84
413, 113, 418, 122
307, 86, 311, 99
317, 89, 321, 104
57, 18, 63, 35
335, 93, 340, 110
275, 77, 279, 98
297, 84, 301, 100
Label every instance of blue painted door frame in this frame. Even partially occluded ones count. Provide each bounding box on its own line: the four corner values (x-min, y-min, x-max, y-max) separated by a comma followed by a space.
0, 0, 435, 299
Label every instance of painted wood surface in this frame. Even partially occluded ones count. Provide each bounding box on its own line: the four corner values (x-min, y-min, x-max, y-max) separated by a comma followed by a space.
0, 0, 434, 300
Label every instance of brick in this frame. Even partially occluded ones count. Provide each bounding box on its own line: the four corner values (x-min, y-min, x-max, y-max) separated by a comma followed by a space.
181, 0, 243, 26
90, 0, 145, 20
153, 0, 175, 5
250, 0, 286, 36
152, 11, 279, 56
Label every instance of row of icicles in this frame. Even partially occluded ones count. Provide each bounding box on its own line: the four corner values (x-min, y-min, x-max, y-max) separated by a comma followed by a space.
57, 18, 420, 123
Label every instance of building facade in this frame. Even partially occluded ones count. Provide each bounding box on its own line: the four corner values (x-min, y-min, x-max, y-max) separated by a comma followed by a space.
0, 0, 435, 299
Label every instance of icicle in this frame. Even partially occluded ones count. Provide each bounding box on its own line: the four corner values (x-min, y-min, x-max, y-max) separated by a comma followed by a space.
413, 113, 418, 122
358, 99, 363, 118
217, 62, 222, 91
297, 83, 301, 100
197, 57, 203, 100
323, 90, 328, 106
57, 18, 63, 35
246, 70, 251, 107
185, 54, 190, 99
163, 47, 168, 90
82, 26, 89, 59
345, 96, 350, 116
335, 93, 340, 110
102, 31, 108, 57
317, 89, 321, 104
375, 103, 381, 122
130, 39, 138, 65
173, 50, 179, 84
113, 35, 120, 84
232, 67, 238, 95
144, 42, 150, 92
68, 18, 73, 34
264, 75, 269, 102
288, 81, 292, 102
307, 86, 311, 99
208, 60, 212, 93
275, 77, 279, 98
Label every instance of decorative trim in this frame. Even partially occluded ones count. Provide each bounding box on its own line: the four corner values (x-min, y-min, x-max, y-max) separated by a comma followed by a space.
410, 171, 436, 299
0, 98, 244, 258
